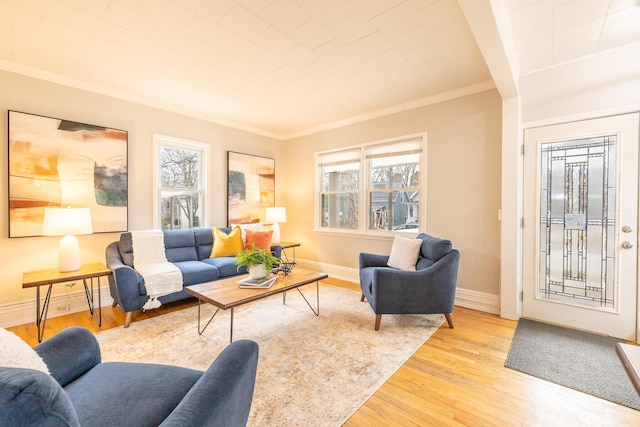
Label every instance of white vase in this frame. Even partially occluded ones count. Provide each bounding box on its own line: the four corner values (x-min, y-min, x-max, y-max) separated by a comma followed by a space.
249, 265, 266, 280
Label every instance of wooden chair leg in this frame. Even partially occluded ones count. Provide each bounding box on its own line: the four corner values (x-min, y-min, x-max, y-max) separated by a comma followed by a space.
374, 314, 382, 330
124, 311, 133, 328
360, 293, 365, 302
112, 300, 118, 307
444, 313, 454, 328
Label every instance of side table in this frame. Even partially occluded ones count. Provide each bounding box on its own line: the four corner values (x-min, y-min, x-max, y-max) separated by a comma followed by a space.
22, 262, 112, 342
278, 241, 300, 264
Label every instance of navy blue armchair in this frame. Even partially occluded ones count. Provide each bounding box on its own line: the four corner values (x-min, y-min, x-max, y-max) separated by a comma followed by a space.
0, 327, 259, 427
359, 233, 460, 330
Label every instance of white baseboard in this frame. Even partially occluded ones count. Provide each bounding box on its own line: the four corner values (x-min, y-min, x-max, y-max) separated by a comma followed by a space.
454, 287, 500, 315
0, 287, 113, 329
297, 259, 501, 315
1, 259, 500, 328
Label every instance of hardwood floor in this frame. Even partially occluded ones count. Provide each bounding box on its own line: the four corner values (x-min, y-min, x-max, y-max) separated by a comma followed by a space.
8, 278, 640, 426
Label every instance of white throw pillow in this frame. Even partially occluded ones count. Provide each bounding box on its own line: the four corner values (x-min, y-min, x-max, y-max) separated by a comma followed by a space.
387, 235, 422, 271
0, 327, 50, 374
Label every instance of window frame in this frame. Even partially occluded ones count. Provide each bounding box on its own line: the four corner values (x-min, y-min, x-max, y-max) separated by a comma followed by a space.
315, 132, 427, 236
317, 147, 361, 230
153, 134, 209, 230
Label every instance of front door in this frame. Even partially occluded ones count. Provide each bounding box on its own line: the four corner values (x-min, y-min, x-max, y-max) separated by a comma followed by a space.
523, 113, 639, 340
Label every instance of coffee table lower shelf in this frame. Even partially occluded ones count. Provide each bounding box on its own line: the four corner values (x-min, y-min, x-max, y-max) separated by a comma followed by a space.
185, 268, 328, 343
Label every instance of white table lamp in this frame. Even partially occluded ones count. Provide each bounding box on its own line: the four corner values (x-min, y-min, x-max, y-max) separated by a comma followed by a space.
265, 207, 287, 244
43, 207, 93, 272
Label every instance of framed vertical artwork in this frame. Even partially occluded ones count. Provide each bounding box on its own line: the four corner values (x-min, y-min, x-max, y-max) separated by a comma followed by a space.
227, 151, 275, 225
8, 111, 128, 237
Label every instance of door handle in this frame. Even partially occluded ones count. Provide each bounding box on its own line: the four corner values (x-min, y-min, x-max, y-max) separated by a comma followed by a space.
621, 241, 634, 249
622, 225, 633, 233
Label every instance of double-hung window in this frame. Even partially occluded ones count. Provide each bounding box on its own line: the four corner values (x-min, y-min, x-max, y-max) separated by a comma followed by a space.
366, 137, 422, 231
316, 134, 424, 233
318, 148, 360, 229
153, 134, 209, 230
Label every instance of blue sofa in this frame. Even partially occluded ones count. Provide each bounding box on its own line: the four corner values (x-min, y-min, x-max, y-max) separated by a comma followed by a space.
0, 326, 259, 426
105, 227, 281, 328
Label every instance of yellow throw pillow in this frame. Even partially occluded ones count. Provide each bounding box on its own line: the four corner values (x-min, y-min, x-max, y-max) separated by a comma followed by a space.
211, 226, 243, 257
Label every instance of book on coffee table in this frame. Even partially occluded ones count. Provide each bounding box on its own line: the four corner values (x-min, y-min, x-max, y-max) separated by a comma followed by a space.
238, 275, 278, 289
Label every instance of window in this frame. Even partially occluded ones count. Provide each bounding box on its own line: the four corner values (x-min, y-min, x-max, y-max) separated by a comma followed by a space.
316, 134, 424, 234
366, 138, 422, 232
153, 135, 209, 230
318, 148, 360, 229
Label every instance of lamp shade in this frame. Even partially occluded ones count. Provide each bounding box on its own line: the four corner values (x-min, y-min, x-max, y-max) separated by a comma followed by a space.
265, 207, 287, 224
43, 207, 93, 236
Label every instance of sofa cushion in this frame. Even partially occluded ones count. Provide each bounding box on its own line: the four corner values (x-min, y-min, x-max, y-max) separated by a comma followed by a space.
164, 229, 198, 262
245, 229, 273, 250
211, 226, 242, 257
173, 261, 219, 285
0, 367, 80, 427
66, 362, 202, 427
387, 235, 422, 271
201, 257, 242, 277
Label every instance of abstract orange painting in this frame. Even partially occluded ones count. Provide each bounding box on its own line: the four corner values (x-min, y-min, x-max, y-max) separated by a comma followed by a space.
8, 111, 128, 237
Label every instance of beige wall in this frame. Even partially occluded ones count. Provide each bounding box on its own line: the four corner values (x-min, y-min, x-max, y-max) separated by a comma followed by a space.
0, 69, 502, 325
283, 89, 503, 296
0, 70, 283, 309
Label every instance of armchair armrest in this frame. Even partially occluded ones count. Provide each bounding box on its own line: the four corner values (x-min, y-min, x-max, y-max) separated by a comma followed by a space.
360, 252, 390, 268
161, 339, 259, 427
105, 242, 144, 312
33, 327, 101, 387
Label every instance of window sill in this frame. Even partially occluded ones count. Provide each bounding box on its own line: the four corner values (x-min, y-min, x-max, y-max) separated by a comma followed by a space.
313, 228, 419, 241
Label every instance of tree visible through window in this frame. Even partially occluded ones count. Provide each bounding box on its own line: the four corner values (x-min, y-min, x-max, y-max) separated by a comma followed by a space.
318, 148, 360, 229
367, 139, 422, 231
154, 135, 208, 230
316, 135, 424, 233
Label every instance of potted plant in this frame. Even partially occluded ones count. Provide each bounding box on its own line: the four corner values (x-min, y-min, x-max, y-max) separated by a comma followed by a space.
235, 243, 281, 280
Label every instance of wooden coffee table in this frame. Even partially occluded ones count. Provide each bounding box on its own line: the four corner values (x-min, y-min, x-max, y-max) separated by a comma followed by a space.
185, 268, 328, 342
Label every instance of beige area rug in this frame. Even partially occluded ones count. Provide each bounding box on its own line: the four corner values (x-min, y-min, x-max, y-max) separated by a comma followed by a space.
95, 283, 443, 426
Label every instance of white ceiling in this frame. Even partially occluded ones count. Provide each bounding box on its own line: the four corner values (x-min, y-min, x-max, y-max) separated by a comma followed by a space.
0, 0, 639, 138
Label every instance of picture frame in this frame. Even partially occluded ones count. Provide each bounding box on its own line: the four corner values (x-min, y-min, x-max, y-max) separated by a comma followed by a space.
227, 151, 275, 226
8, 110, 128, 237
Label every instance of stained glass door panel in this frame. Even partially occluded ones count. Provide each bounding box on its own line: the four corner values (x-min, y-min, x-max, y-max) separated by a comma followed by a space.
538, 137, 616, 310
523, 114, 639, 341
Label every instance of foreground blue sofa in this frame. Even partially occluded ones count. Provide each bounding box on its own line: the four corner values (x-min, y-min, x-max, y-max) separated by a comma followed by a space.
0, 326, 259, 427
359, 233, 460, 330
106, 227, 281, 327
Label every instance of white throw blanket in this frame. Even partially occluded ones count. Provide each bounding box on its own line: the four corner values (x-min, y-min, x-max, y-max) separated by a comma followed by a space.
131, 230, 183, 310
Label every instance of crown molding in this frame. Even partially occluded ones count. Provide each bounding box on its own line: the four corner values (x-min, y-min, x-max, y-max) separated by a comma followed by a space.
283, 80, 497, 140
0, 60, 283, 140
0, 60, 496, 142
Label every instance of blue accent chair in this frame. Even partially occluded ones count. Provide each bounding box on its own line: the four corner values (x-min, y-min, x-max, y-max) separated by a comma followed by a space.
0, 327, 259, 427
359, 233, 460, 330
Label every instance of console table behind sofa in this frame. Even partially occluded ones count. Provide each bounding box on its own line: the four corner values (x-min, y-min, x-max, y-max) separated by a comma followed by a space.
105, 227, 281, 328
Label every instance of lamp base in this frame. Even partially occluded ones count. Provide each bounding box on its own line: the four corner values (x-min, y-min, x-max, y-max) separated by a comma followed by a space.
59, 235, 81, 272
271, 222, 281, 244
